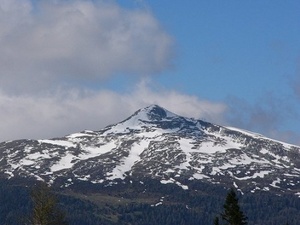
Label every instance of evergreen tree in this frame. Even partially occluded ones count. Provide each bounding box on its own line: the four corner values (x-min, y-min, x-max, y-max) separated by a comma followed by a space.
28, 183, 68, 225
221, 188, 247, 225
214, 216, 220, 225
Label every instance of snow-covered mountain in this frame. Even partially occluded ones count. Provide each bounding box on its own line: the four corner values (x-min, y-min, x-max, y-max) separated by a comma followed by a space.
1, 105, 300, 195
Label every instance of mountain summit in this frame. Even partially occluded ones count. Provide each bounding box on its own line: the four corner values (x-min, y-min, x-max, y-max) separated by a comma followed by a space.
0, 105, 299, 195
116, 104, 180, 129
128, 104, 176, 121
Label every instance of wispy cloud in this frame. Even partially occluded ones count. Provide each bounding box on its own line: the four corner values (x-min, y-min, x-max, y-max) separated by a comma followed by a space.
0, 0, 173, 94
0, 81, 227, 141
0, 78, 298, 145
126, 80, 227, 123
225, 93, 300, 145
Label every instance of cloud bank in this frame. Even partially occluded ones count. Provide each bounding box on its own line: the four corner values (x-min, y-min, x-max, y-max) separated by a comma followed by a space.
1, 83, 299, 145
0, 0, 173, 94
0, 82, 227, 141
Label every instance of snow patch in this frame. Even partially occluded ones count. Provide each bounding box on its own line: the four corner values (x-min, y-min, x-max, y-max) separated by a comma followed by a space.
67, 132, 94, 138
270, 178, 281, 188
193, 173, 209, 180
107, 140, 149, 180
160, 178, 188, 190
38, 139, 76, 148
51, 154, 77, 172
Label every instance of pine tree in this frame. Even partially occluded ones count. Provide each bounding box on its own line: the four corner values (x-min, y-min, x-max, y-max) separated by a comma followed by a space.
221, 188, 247, 225
29, 183, 68, 225
214, 216, 220, 225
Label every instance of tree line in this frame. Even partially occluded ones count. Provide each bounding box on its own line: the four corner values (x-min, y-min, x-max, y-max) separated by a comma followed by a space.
0, 179, 298, 225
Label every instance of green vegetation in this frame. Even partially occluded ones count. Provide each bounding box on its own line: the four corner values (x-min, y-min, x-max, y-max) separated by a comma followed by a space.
29, 183, 68, 225
0, 178, 299, 225
215, 188, 247, 225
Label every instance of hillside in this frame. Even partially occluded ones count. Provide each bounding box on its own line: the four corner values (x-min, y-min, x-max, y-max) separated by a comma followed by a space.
0, 105, 299, 224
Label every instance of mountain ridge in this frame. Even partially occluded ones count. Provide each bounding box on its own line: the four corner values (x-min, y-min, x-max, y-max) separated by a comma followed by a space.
0, 105, 299, 196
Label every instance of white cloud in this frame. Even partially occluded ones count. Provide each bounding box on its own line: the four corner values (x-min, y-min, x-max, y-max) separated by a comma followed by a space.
1, 78, 298, 145
124, 80, 227, 124
2, 1, 297, 146
0, 0, 173, 94
0, 82, 227, 141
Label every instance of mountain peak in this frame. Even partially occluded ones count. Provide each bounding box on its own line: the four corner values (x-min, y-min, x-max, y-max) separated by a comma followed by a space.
131, 105, 178, 122
143, 105, 169, 120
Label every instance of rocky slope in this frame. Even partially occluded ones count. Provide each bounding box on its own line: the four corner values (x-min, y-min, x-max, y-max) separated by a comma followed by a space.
0, 105, 299, 195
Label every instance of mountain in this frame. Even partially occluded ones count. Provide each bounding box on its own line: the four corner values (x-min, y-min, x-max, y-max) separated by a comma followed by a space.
1, 105, 300, 225
1, 104, 299, 195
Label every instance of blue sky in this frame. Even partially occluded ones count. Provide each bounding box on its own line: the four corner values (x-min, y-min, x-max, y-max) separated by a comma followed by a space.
117, 0, 299, 101
152, 1, 298, 98
115, 0, 300, 144
0, 0, 299, 144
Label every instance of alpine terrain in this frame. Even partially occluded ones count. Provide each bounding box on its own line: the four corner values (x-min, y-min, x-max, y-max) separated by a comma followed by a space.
0, 105, 300, 225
